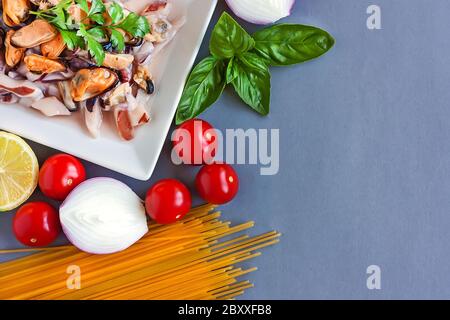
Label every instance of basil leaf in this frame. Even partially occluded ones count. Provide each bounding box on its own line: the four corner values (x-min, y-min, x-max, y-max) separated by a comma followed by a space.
253, 24, 335, 66
231, 53, 271, 116
209, 12, 255, 59
108, 2, 124, 24
226, 58, 239, 84
176, 56, 226, 125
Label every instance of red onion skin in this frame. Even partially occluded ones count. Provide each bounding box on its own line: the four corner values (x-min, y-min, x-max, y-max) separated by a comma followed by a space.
224, 0, 295, 25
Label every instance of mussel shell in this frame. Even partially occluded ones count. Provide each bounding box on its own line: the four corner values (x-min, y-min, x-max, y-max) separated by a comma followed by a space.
85, 97, 97, 113
146, 79, 155, 95
0, 29, 5, 48
126, 37, 144, 47
71, 68, 119, 102
102, 42, 113, 52
67, 57, 96, 71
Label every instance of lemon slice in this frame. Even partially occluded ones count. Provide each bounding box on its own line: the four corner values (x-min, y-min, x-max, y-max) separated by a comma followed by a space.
0, 132, 39, 212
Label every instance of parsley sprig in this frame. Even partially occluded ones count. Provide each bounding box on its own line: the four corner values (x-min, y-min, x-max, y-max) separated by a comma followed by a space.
30, 0, 150, 65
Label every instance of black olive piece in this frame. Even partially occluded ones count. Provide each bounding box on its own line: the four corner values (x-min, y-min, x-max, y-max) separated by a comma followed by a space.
146, 79, 155, 94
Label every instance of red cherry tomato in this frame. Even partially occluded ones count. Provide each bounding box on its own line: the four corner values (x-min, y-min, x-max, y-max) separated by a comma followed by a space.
13, 202, 61, 247
39, 154, 86, 201
172, 119, 218, 165
145, 179, 192, 224
195, 163, 239, 205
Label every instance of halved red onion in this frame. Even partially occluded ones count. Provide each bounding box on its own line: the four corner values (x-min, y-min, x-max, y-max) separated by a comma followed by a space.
225, 0, 295, 25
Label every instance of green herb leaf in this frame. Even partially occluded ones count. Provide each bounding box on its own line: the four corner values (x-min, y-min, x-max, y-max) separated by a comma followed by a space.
209, 12, 254, 59
75, 0, 89, 14
110, 28, 125, 52
90, 13, 105, 25
89, 0, 106, 16
231, 53, 271, 116
60, 29, 84, 50
78, 25, 105, 65
30, 0, 151, 66
51, 16, 68, 30
252, 24, 335, 66
87, 26, 106, 41
53, 7, 67, 28
108, 2, 124, 24
116, 13, 150, 38
176, 57, 226, 125
87, 37, 105, 65
226, 58, 239, 84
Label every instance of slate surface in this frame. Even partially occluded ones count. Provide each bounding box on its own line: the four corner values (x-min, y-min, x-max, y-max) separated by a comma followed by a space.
2, 0, 450, 299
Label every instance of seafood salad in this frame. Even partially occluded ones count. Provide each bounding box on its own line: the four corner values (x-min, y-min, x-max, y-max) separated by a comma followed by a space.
0, 0, 184, 140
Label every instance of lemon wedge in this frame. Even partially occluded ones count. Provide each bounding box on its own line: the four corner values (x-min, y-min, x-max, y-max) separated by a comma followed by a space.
0, 132, 39, 212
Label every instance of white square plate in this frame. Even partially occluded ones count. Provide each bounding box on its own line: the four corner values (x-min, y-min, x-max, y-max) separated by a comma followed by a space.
0, 0, 217, 180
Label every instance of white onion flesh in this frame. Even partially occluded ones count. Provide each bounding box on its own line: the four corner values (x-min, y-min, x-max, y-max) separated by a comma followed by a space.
226, 0, 295, 25
60, 178, 148, 254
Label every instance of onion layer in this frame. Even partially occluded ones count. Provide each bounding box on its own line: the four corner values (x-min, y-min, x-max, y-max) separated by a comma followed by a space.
225, 0, 295, 25
60, 178, 148, 254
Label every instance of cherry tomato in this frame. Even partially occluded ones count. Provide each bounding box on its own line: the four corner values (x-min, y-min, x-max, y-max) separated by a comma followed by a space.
39, 154, 86, 201
145, 179, 192, 224
195, 163, 239, 205
13, 202, 61, 247
172, 119, 218, 165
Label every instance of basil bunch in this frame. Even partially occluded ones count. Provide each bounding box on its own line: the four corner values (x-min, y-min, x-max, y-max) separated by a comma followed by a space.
175, 12, 335, 125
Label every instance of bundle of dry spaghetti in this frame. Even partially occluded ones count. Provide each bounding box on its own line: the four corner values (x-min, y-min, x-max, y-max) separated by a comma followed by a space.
0, 204, 280, 300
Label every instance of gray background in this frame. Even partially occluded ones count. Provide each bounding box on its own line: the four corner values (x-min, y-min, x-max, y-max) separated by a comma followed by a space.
2, 0, 450, 299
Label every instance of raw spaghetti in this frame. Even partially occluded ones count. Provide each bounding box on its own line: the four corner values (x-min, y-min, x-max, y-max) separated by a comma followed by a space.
0, 204, 280, 300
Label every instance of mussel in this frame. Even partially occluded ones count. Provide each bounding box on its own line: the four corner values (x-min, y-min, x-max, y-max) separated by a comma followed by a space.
2, 0, 30, 27
133, 66, 154, 94
30, 0, 61, 11
41, 33, 66, 59
5, 31, 25, 67
71, 68, 118, 102
11, 20, 58, 48
24, 54, 67, 74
